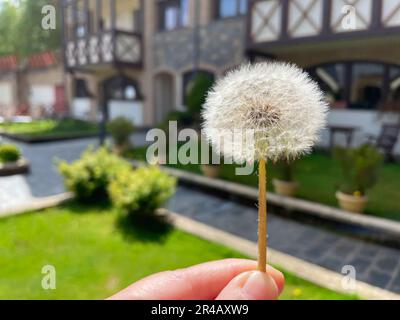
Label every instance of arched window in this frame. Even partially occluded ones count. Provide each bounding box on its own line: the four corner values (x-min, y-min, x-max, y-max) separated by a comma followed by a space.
103, 75, 142, 102
307, 61, 400, 110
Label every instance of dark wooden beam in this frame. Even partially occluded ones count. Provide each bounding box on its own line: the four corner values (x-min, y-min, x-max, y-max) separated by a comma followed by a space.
96, 0, 102, 31
280, 0, 289, 40
110, 0, 116, 30
322, 0, 332, 35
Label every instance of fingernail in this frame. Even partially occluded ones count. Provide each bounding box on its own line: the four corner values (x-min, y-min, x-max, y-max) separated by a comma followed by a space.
242, 271, 279, 300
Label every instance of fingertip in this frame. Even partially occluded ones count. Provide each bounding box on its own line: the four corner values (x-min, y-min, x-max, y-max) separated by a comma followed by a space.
266, 265, 285, 295
216, 271, 280, 300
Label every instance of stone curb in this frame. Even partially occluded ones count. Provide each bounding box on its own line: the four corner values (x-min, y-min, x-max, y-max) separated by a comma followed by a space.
158, 208, 400, 300
0, 193, 74, 218
129, 160, 400, 240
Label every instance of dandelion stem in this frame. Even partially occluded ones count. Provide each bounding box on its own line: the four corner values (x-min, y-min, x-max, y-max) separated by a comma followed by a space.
258, 158, 267, 272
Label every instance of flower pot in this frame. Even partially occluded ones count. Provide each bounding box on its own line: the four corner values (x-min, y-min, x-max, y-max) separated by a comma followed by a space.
201, 164, 221, 178
272, 179, 299, 197
336, 191, 368, 214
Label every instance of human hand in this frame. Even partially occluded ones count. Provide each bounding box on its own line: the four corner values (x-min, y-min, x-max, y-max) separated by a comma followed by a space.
109, 259, 285, 300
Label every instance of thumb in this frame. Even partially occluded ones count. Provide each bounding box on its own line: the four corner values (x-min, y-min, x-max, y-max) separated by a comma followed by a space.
216, 271, 280, 300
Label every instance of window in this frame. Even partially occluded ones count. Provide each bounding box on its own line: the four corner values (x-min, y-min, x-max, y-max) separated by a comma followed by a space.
159, 0, 189, 31
217, 0, 248, 19
104, 76, 141, 101
74, 79, 93, 98
309, 63, 346, 107
350, 63, 384, 110
307, 61, 400, 110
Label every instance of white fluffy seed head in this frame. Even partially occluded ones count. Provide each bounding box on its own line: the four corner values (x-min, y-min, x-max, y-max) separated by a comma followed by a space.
202, 62, 328, 163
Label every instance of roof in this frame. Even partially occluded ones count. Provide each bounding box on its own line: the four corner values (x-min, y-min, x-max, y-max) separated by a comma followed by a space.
27, 51, 59, 69
0, 55, 18, 72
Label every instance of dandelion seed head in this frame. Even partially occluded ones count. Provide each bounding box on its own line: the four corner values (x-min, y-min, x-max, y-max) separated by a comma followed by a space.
202, 62, 328, 163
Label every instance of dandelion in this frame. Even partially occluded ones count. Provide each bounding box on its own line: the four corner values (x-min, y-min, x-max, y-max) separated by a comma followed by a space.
202, 62, 327, 272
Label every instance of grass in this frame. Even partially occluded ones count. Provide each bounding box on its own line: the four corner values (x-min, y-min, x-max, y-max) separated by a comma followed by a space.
127, 146, 400, 221
0, 203, 356, 300
0, 119, 99, 138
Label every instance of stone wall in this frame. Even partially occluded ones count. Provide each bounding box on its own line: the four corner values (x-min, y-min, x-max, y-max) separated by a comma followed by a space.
153, 17, 246, 74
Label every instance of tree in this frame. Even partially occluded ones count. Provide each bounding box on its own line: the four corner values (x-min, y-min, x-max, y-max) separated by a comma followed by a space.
15, 0, 60, 56
0, 1, 19, 55
0, 0, 60, 57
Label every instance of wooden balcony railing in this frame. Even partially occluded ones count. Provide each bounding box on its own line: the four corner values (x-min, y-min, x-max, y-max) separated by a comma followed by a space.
65, 30, 143, 69
247, 0, 400, 47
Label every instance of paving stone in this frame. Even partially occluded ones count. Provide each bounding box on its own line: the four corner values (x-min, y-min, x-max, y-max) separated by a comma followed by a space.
376, 257, 400, 272
346, 257, 372, 275
319, 257, 345, 273
367, 270, 392, 288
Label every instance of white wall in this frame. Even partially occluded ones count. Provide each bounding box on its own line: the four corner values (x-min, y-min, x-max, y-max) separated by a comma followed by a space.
72, 98, 92, 119
109, 100, 143, 126
29, 85, 55, 112
0, 82, 13, 106
318, 109, 400, 155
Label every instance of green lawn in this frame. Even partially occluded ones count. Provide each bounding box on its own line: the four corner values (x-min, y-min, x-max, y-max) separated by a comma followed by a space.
0, 203, 355, 300
0, 119, 99, 138
127, 147, 400, 221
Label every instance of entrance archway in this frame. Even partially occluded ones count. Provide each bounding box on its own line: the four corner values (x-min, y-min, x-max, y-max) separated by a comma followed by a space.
154, 72, 175, 123
102, 75, 143, 126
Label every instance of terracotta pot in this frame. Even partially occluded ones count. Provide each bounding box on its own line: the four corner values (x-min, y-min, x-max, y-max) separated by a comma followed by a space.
272, 179, 299, 197
336, 191, 368, 213
201, 164, 221, 178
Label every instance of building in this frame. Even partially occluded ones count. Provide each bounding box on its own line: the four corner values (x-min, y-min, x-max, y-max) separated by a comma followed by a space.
0, 51, 66, 119
61, 0, 400, 152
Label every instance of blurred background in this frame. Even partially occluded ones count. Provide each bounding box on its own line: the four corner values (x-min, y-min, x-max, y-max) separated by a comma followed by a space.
0, 0, 399, 300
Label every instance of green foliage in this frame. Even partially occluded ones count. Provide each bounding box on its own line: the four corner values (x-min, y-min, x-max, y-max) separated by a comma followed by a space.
0, 0, 60, 57
334, 145, 383, 196
109, 166, 176, 217
0, 1, 19, 55
107, 117, 135, 150
0, 144, 21, 163
274, 160, 296, 182
185, 73, 214, 118
158, 111, 194, 131
58, 147, 131, 202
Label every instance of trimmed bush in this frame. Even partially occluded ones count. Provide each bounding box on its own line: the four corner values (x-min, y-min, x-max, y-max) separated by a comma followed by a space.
58, 147, 131, 201
0, 144, 21, 163
334, 144, 383, 196
107, 117, 134, 153
109, 166, 176, 217
186, 73, 214, 124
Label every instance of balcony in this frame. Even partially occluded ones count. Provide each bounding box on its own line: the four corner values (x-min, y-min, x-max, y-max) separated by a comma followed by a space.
61, 0, 143, 70
64, 30, 143, 70
247, 0, 400, 48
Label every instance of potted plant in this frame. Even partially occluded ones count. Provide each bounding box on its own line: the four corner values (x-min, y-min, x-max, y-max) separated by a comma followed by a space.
272, 160, 299, 197
107, 117, 135, 155
0, 143, 29, 176
334, 144, 383, 213
200, 140, 221, 179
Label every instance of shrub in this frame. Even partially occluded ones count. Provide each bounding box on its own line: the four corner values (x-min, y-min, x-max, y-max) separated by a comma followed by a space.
334, 144, 383, 196
58, 147, 131, 201
274, 160, 296, 182
0, 144, 21, 163
186, 73, 214, 122
109, 166, 176, 217
158, 111, 194, 131
107, 117, 134, 153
